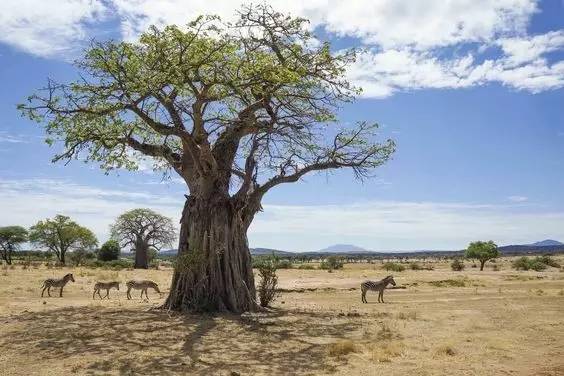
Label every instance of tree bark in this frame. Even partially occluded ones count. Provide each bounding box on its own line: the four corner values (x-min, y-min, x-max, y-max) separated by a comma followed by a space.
134, 239, 149, 269
479, 260, 486, 271
162, 196, 258, 313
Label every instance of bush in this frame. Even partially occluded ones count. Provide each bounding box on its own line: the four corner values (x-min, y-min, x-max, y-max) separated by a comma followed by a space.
255, 256, 279, 307
536, 255, 560, 268
383, 262, 405, 272
276, 259, 293, 269
320, 255, 344, 271
98, 240, 120, 261
512, 256, 552, 271
409, 262, 422, 270
451, 259, 465, 271
85, 258, 132, 269
69, 249, 96, 266
530, 261, 547, 271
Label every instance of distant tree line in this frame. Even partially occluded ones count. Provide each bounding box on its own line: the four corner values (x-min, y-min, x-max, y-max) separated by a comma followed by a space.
0, 208, 175, 269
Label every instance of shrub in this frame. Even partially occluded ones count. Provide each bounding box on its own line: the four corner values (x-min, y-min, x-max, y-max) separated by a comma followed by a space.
320, 255, 344, 271
255, 256, 279, 307
409, 262, 422, 270
276, 259, 293, 269
512, 256, 532, 270
429, 278, 467, 287
530, 261, 547, 271
536, 255, 560, 268
69, 249, 96, 266
383, 262, 405, 272
98, 240, 120, 261
328, 340, 357, 357
451, 259, 465, 271
492, 264, 500, 271
512, 256, 551, 271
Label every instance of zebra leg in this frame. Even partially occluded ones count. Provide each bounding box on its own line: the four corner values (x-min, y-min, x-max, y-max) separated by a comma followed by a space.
126, 287, 131, 300
98, 290, 104, 299
59, 287, 64, 297
104, 289, 110, 299
140, 289, 144, 299
378, 290, 382, 303
41, 286, 46, 297
47, 286, 52, 297
93, 289, 97, 299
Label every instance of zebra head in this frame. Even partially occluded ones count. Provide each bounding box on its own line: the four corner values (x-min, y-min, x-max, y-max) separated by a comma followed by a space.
386, 275, 396, 286
66, 273, 75, 283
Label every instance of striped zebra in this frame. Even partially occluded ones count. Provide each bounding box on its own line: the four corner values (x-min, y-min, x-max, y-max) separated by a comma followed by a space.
93, 281, 120, 300
361, 275, 396, 303
126, 280, 161, 300
41, 273, 75, 297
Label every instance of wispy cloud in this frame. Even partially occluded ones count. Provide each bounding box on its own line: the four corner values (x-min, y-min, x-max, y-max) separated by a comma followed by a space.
507, 195, 529, 202
0, 131, 29, 144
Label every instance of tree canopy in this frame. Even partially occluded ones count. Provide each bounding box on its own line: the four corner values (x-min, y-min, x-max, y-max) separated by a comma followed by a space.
19, 5, 394, 215
0, 226, 28, 265
29, 215, 98, 265
465, 240, 499, 271
98, 239, 121, 261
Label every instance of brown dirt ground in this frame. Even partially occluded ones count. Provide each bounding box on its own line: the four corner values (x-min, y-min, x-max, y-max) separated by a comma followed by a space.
0, 257, 563, 376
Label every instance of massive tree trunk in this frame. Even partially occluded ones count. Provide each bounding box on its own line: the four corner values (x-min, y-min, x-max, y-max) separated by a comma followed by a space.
134, 238, 149, 269
162, 196, 258, 313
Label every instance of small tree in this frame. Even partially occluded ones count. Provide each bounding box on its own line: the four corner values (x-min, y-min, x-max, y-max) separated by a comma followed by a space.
98, 239, 121, 261
465, 241, 499, 271
29, 215, 97, 265
320, 255, 344, 271
255, 255, 279, 307
0, 226, 28, 265
111, 209, 175, 269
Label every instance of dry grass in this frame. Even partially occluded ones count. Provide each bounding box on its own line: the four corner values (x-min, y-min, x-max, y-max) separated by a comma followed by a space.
0, 257, 563, 375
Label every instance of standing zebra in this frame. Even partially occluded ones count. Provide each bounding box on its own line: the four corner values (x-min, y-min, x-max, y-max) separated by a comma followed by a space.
41, 273, 75, 297
361, 275, 396, 303
93, 281, 120, 299
126, 280, 161, 300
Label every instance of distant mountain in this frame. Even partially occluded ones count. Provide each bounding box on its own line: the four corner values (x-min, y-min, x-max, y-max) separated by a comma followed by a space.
316, 244, 372, 253
158, 248, 295, 257
250, 248, 295, 256
530, 239, 563, 247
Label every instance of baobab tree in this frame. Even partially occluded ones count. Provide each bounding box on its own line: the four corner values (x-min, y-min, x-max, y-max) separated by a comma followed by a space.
111, 208, 175, 269
19, 5, 395, 312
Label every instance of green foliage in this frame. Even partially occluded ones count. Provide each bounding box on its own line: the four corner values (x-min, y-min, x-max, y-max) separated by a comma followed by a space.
86, 258, 133, 270
98, 240, 121, 261
147, 248, 158, 263
512, 256, 556, 271
451, 259, 465, 271
0, 226, 28, 264
383, 262, 405, 272
297, 264, 316, 270
464, 241, 499, 270
255, 255, 279, 307
29, 215, 97, 265
68, 249, 96, 266
429, 278, 467, 287
320, 255, 344, 271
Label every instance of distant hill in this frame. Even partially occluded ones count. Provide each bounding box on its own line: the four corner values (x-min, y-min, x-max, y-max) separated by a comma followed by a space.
316, 244, 372, 253
158, 248, 295, 257
530, 239, 563, 247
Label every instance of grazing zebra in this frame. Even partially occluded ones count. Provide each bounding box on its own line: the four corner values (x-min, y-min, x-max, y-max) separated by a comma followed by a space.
41, 273, 75, 297
93, 281, 120, 300
361, 275, 396, 303
126, 280, 161, 300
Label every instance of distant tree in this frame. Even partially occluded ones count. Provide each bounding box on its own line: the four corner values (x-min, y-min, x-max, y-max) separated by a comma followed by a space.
464, 241, 499, 271
450, 258, 465, 271
111, 209, 175, 269
98, 239, 121, 261
29, 215, 97, 265
0, 226, 28, 265
68, 248, 96, 266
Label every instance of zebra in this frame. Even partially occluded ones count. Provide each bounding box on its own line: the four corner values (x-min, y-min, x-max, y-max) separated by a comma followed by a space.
361, 275, 396, 303
126, 280, 161, 300
41, 273, 75, 297
93, 281, 120, 300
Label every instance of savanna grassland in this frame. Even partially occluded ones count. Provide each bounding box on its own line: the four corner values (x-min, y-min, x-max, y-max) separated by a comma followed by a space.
0, 257, 563, 376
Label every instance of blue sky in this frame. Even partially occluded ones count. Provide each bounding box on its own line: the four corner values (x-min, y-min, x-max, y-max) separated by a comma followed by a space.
0, 0, 563, 251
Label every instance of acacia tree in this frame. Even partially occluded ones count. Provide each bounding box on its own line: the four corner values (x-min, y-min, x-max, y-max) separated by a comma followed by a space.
0, 226, 28, 265
29, 215, 98, 265
465, 240, 499, 271
19, 6, 395, 312
111, 208, 175, 269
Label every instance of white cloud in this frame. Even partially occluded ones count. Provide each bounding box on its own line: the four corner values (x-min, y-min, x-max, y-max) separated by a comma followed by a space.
0, 131, 28, 144
0, 0, 562, 94
0, 0, 107, 57
507, 195, 528, 202
1, 178, 561, 251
